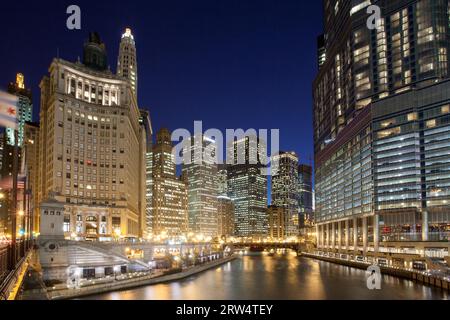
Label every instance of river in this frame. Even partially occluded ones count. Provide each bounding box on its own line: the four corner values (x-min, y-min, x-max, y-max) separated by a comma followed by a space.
82, 253, 449, 300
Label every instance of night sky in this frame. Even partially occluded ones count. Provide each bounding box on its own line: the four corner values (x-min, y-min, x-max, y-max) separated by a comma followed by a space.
0, 0, 323, 165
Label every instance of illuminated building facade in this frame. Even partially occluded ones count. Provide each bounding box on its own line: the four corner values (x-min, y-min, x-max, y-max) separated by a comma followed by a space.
22, 122, 40, 234
227, 137, 268, 237
6, 73, 33, 147
117, 28, 138, 97
151, 128, 188, 237
37, 32, 146, 240
271, 152, 300, 237
372, 81, 450, 246
182, 135, 218, 237
298, 164, 314, 229
139, 110, 153, 238
314, 0, 450, 261
217, 196, 234, 238
217, 164, 228, 197
268, 205, 286, 240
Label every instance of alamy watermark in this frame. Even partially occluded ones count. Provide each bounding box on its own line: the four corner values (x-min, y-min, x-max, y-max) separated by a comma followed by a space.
66, 5, 81, 30
367, 5, 382, 31
172, 121, 280, 176
366, 264, 382, 290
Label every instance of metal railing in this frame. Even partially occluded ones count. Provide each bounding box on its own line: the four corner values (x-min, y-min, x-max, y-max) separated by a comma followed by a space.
0, 245, 8, 283
0, 240, 33, 285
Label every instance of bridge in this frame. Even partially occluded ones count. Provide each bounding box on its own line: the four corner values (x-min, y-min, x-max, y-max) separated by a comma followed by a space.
0, 240, 34, 300
36, 237, 225, 284
230, 242, 302, 252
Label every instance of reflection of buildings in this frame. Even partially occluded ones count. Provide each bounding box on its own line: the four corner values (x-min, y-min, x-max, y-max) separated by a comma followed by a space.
37, 32, 146, 240
268, 205, 285, 240
182, 135, 218, 237
271, 152, 300, 237
227, 136, 268, 237
151, 128, 188, 237
314, 0, 450, 262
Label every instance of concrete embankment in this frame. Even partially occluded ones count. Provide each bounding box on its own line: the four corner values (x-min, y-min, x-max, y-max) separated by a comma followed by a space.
47, 255, 237, 300
301, 252, 450, 293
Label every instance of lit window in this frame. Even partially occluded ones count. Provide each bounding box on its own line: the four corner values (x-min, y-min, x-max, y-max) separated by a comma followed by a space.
407, 113, 418, 121
426, 119, 437, 129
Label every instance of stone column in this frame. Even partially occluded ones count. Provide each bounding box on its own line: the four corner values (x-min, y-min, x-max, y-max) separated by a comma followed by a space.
326, 223, 330, 249
316, 225, 320, 248
331, 222, 336, 250
362, 217, 368, 254
345, 219, 350, 250
353, 217, 358, 253
337, 221, 342, 252
321, 225, 325, 249
422, 211, 429, 242
374, 214, 380, 253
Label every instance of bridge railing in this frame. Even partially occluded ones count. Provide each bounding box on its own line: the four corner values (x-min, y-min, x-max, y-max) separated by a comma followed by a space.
0, 245, 8, 283
0, 240, 33, 284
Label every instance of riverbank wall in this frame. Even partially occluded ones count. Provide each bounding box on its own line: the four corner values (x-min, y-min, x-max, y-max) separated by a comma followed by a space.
302, 252, 450, 293
43, 255, 237, 300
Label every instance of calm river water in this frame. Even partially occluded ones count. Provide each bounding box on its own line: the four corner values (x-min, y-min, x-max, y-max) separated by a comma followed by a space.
83, 253, 449, 300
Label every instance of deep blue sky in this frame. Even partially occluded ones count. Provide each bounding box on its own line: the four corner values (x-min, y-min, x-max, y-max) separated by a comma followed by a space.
0, 0, 323, 165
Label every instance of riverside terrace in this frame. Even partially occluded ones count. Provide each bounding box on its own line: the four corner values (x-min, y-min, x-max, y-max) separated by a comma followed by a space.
35, 238, 230, 284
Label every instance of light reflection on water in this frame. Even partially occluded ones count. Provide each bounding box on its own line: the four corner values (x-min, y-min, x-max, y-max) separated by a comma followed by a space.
83, 254, 449, 300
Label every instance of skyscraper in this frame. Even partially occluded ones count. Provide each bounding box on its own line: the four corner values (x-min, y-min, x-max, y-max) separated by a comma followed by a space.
217, 196, 234, 238
314, 0, 450, 260
217, 164, 228, 197
268, 205, 286, 241
151, 128, 188, 237
271, 151, 300, 237
298, 164, 313, 229
36, 32, 146, 240
139, 110, 153, 238
182, 135, 218, 238
22, 122, 40, 234
6, 73, 33, 147
117, 28, 138, 98
227, 137, 268, 237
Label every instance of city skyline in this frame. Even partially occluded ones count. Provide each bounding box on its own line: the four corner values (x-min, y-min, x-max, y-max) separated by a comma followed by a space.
0, 0, 449, 305
0, 0, 321, 166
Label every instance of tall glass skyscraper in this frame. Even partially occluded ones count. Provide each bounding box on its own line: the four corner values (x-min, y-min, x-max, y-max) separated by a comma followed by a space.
182, 135, 218, 238
314, 0, 450, 263
271, 152, 300, 237
227, 137, 268, 237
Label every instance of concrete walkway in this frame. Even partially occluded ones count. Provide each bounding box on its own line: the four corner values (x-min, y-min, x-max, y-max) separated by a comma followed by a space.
34, 255, 237, 300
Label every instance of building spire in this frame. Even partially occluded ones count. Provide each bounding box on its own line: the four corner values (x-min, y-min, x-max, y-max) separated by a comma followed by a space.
117, 27, 138, 98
